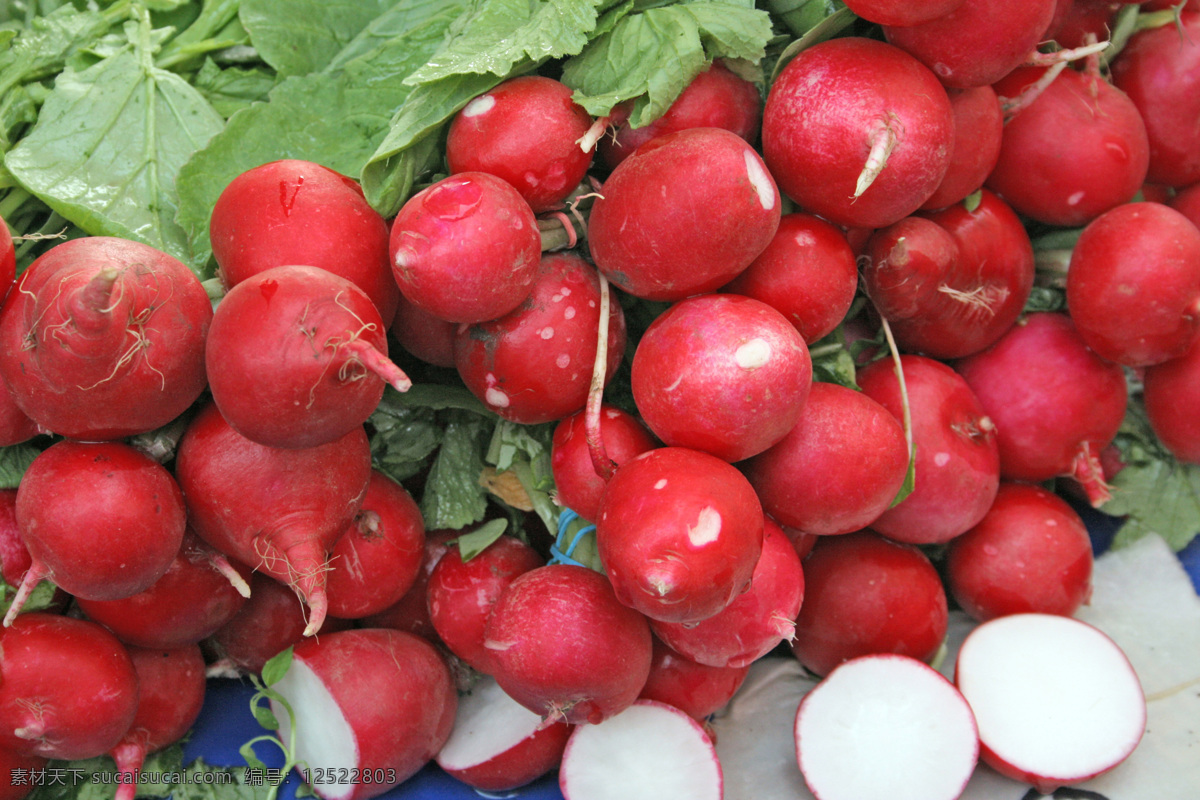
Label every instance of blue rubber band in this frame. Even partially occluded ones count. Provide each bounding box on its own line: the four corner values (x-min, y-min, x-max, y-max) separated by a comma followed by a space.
548, 508, 597, 567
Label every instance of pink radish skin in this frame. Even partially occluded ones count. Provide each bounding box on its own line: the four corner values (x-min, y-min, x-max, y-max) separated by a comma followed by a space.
446, 76, 595, 213
551, 405, 659, 523
483, 564, 653, 726
76, 530, 252, 649
722, 213, 859, 345
1169, 182, 1200, 229
638, 638, 750, 721
761, 37, 953, 229
0, 236, 211, 441
0, 746, 45, 800
791, 531, 949, 678
649, 518, 804, 669
0, 489, 31, 589
945, 482, 1094, 622
325, 470, 425, 620
360, 529, 458, 643
271, 629, 457, 800
596, 447, 765, 624
1143, 335, 1200, 464
921, 85, 1004, 210
746, 381, 909, 537
389, 172, 540, 324
587, 127, 781, 302
842, 0, 966, 26
174, 402, 373, 638
954, 312, 1128, 504
0, 613, 139, 760
1066, 201, 1200, 366
109, 645, 207, 800
209, 159, 399, 326
631, 293, 813, 463
206, 264, 410, 450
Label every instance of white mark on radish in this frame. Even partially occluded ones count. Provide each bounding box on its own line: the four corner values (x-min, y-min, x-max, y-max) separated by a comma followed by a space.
539, 327, 554, 340
564, 306, 576, 320
933, 62, 953, 78
486, 388, 510, 407
687, 507, 722, 546
664, 374, 684, 392
462, 95, 495, 117
654, 479, 668, 490
743, 152, 776, 210
1067, 191, 1085, 206
933, 452, 951, 467
556, 354, 570, 368
735, 338, 772, 369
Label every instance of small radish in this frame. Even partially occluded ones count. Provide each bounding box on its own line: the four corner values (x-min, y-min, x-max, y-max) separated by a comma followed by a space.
209, 159, 399, 325
1053, 0, 1121, 49
841, 0, 966, 27
446, 75, 596, 213
638, 638, 750, 722
920, 84, 1004, 210
558, 699, 722, 800
0, 612, 139, 760
271, 628, 457, 800
1143, 335, 1200, 464
550, 404, 658, 523
1170, 181, 1200, 229
0, 376, 40, 448
761, 37, 953, 229
794, 654, 978, 800
0, 236, 211, 441
389, 292, 457, 369
0, 746, 45, 800
174, 401, 373, 638
435, 674, 572, 792
0, 214, 14, 301
483, 563, 653, 726
954, 613, 1146, 793
359, 529, 458, 643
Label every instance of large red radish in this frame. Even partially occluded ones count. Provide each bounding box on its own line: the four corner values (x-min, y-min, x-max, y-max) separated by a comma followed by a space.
550, 404, 658, 523
270, 628, 457, 800
558, 700, 722, 800
638, 638, 751, 722
0, 613, 139, 760
921, 85, 1004, 210
955, 613, 1146, 793
1143, 335, 1200, 464
794, 654, 978, 800
174, 401, 373, 637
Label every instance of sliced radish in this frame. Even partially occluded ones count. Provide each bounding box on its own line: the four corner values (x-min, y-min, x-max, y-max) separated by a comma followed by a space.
435, 674, 571, 792
954, 613, 1146, 794
794, 654, 978, 800
559, 700, 722, 800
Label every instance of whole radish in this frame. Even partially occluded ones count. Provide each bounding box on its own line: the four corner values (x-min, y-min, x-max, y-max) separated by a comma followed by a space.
446, 75, 596, 213
638, 638, 751, 721
587, 126, 780, 301
550, 405, 658, 523
1170, 182, 1200, 230
1143, 336, 1200, 464
0, 374, 40, 448
209, 159, 399, 325
389, 292, 458, 368
360, 529, 459, 643
6, 440, 187, 624
174, 401, 373, 637
921, 85, 1004, 210
0, 613, 139, 760
761, 37, 953, 229
108, 644, 207, 800
630, 293, 813, 463
0, 746, 45, 800
0, 214, 14, 302
0, 236, 211, 441
842, 0, 966, 26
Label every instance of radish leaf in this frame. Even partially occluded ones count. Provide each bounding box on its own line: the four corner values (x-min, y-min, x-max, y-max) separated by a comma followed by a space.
239, 0, 394, 77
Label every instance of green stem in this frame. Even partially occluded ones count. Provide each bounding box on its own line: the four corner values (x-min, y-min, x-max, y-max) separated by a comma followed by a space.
510, 459, 561, 539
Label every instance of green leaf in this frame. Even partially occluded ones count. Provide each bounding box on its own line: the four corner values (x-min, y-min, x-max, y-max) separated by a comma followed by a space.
260, 645, 293, 686
191, 58, 278, 118
238, 0, 393, 77
0, 2, 132, 99
453, 517, 509, 561
419, 410, 492, 529
0, 443, 40, 489
1105, 458, 1200, 552
0, 579, 61, 622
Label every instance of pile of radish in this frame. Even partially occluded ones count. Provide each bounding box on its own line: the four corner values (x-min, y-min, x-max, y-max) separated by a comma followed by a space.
2, 0, 1200, 799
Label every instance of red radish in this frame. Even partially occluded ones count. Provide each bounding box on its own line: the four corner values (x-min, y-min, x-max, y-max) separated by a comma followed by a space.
955, 613, 1146, 793
649, 518, 804, 669
858, 354, 1001, 544
745, 381, 910, 537
1053, 0, 1120, 49
0, 746, 45, 800
558, 699, 722, 800
446, 75, 596, 213
781, 524, 819, 561
587, 126, 780, 301
389, 171, 540, 323
598, 60, 761, 170
174, 401, 373, 638
630, 293, 813, 463
360, 529, 458, 642
987, 65, 1149, 227
0, 613, 139, 760
794, 654, 978, 800
483, 563, 653, 725
0, 236, 211, 441
1169, 181, 1200, 229
6, 440, 187, 624
761, 37, 953, 229
945, 482, 1094, 621
1109, 11, 1200, 187
595, 447, 764, 624
843, 0, 966, 25
454, 251, 626, 425
921, 85, 1004, 210
205, 264, 409, 450
550, 404, 658, 522
1143, 335, 1200, 464
271, 628, 457, 800
883, 0, 1058, 89
389, 292, 457, 369
324, 469, 425, 619
790, 531, 949, 677
722, 213, 859, 344
0, 214, 14, 301
0, 376, 40, 448
0, 490, 30, 590
208, 159, 399, 326
108, 644, 207, 800
75, 530, 252, 648
954, 312, 1128, 504
435, 674, 572, 792
1066, 201, 1200, 366
426, 534, 543, 673
638, 638, 750, 721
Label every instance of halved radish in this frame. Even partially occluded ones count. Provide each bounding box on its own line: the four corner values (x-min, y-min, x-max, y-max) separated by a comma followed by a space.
559, 699, 722, 800
435, 674, 571, 792
954, 613, 1146, 794
794, 654, 978, 800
